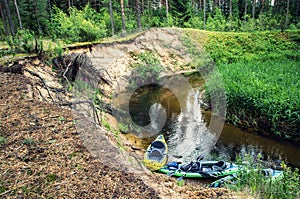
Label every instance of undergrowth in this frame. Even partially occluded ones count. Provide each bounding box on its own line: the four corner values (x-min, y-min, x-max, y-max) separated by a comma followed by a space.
228, 154, 300, 199
185, 29, 300, 142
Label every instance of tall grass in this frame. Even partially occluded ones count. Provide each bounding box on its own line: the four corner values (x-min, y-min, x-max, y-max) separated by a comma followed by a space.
184, 29, 300, 141
229, 154, 300, 199
218, 57, 300, 140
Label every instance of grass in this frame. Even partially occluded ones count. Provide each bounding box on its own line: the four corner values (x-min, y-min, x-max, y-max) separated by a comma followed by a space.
184, 29, 299, 64
22, 138, 35, 146
183, 28, 300, 141
226, 154, 300, 199
0, 136, 7, 146
217, 57, 300, 138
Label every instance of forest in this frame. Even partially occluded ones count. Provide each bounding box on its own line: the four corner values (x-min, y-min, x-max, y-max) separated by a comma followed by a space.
0, 0, 300, 47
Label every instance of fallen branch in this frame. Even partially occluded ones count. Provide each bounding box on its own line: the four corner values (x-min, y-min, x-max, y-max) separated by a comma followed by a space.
0, 190, 11, 197
59, 100, 101, 126
24, 68, 56, 104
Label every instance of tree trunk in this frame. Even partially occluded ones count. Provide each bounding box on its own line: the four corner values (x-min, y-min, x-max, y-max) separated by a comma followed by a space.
296, 0, 300, 18
0, 3, 9, 36
48, 0, 52, 17
33, 0, 41, 34
14, 0, 22, 29
199, 0, 202, 11
244, 0, 248, 18
68, 0, 71, 8
3, 0, 15, 35
252, 0, 255, 18
285, 0, 289, 29
166, 0, 168, 22
120, 0, 126, 37
109, 0, 115, 36
260, 0, 264, 14
136, 0, 141, 31
203, 0, 206, 29
229, 0, 232, 16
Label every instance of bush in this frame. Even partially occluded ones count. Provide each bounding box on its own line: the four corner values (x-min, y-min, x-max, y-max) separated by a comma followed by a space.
184, 16, 203, 29
49, 5, 107, 43
206, 8, 227, 31
129, 51, 163, 85
7, 29, 35, 53
229, 154, 300, 199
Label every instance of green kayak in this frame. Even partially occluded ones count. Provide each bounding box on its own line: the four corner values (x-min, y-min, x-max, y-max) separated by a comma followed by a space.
158, 160, 240, 178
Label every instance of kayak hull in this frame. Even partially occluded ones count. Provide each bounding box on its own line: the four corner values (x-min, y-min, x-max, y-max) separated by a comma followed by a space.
144, 134, 168, 170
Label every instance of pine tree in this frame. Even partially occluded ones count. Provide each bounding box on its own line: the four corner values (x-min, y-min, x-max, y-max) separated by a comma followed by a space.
14, 0, 22, 29
109, 0, 115, 35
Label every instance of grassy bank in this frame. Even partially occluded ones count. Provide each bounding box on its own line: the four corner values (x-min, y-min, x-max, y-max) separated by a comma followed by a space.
184, 29, 300, 143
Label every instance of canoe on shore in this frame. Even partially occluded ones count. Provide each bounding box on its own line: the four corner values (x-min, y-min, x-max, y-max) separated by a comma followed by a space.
144, 134, 168, 170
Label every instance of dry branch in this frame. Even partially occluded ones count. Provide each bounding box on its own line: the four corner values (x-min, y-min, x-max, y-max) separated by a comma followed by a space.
24, 68, 56, 104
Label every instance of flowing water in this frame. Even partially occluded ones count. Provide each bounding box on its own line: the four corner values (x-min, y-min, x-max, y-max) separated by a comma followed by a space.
122, 74, 300, 167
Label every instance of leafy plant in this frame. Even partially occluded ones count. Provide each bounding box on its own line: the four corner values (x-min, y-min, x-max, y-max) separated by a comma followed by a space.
49, 5, 107, 43
216, 58, 300, 138
228, 154, 300, 199
130, 51, 163, 83
102, 119, 111, 130
118, 123, 129, 134
22, 138, 35, 146
7, 29, 35, 53
0, 136, 6, 146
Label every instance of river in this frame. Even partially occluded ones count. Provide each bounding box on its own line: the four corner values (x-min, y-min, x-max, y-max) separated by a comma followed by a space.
119, 73, 300, 168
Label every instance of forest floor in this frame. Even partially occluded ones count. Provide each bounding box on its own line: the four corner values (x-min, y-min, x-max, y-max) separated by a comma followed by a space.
0, 28, 252, 198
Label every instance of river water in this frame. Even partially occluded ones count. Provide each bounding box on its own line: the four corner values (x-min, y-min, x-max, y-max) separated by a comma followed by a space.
121, 74, 300, 167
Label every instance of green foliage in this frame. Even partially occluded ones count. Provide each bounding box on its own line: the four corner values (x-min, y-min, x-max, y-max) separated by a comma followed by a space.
46, 174, 58, 183
49, 5, 107, 43
102, 119, 111, 130
118, 123, 129, 134
188, 30, 300, 139
22, 138, 35, 146
0, 136, 7, 146
0, 180, 6, 193
229, 154, 300, 199
132, 51, 163, 81
203, 32, 298, 64
184, 16, 203, 29
218, 57, 300, 138
7, 29, 35, 53
19, 0, 49, 33
240, 17, 256, 32
0, 21, 5, 41
177, 179, 185, 186
206, 8, 227, 31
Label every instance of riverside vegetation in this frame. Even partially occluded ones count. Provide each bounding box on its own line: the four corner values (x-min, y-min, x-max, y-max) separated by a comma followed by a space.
185, 29, 300, 143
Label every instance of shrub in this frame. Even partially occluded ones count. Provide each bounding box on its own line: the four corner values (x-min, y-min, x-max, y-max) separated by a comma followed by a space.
229, 154, 300, 199
206, 8, 227, 31
7, 29, 35, 53
49, 5, 107, 43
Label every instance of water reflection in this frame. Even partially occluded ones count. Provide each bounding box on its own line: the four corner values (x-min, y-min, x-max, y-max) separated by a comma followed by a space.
167, 90, 218, 163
